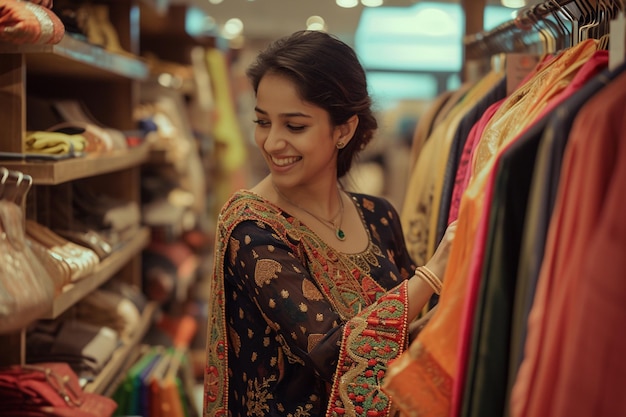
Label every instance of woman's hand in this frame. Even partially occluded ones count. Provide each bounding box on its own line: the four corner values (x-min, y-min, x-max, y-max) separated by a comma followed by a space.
424, 220, 458, 282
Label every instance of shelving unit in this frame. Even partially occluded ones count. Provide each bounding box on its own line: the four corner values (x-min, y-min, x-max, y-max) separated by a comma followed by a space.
0, 143, 150, 185
0, 2, 215, 411
0, 0, 154, 395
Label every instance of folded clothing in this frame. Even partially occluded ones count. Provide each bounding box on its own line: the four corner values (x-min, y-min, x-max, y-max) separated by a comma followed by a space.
75, 288, 142, 340
25, 131, 86, 155
27, 319, 119, 380
0, 362, 117, 417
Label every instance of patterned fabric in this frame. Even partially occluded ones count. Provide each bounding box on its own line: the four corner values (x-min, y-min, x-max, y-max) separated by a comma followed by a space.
204, 190, 416, 417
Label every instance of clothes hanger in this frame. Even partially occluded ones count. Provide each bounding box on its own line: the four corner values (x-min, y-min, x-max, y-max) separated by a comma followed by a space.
547, 0, 574, 48
0, 167, 9, 200
526, 8, 553, 54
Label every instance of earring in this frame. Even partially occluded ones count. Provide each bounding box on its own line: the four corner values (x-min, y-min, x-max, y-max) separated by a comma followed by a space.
336, 142, 345, 149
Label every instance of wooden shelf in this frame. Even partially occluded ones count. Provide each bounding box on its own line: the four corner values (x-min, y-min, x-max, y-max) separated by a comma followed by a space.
84, 302, 160, 395
0, 143, 150, 185
0, 35, 149, 80
43, 227, 151, 319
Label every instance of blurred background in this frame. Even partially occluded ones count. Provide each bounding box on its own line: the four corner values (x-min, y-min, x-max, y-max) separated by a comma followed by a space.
166, 0, 534, 209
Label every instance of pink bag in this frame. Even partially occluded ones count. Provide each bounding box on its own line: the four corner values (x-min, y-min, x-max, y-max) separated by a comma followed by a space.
0, 0, 65, 45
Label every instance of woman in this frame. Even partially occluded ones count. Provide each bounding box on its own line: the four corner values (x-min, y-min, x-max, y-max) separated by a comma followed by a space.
204, 30, 457, 417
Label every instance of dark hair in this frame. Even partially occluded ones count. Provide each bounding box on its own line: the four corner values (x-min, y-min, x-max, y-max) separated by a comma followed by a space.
246, 30, 378, 178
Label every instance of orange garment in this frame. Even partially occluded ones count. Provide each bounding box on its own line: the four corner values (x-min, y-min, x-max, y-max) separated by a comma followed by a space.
510, 70, 626, 417
383, 39, 598, 417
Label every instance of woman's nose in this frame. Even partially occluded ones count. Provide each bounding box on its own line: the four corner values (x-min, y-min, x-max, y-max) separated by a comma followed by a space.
263, 127, 286, 152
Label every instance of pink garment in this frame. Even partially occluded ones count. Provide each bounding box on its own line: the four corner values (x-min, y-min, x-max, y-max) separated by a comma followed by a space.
510, 68, 625, 417
451, 50, 608, 417
447, 99, 503, 224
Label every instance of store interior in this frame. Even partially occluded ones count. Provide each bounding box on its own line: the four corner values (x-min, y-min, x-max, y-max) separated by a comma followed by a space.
1, 0, 625, 416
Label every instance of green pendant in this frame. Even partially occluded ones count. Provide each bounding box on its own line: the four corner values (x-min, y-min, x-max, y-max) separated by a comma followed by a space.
336, 228, 346, 241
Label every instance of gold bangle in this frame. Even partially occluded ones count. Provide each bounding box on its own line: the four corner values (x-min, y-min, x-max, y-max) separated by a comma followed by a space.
415, 266, 443, 295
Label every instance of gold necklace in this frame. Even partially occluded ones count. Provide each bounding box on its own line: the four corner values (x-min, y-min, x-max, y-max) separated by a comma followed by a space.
272, 183, 346, 241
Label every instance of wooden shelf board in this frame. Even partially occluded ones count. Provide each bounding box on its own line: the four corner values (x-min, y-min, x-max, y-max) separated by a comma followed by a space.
0, 144, 150, 185
84, 301, 160, 395
43, 227, 151, 319
0, 35, 148, 80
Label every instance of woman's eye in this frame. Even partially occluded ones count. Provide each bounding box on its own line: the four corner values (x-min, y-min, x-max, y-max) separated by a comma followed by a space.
253, 119, 270, 127
287, 124, 305, 132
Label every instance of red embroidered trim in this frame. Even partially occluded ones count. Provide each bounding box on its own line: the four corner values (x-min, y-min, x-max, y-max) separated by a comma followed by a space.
326, 281, 409, 417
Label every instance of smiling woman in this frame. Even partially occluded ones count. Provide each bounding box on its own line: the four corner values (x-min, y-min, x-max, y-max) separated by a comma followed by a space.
202, 29, 458, 417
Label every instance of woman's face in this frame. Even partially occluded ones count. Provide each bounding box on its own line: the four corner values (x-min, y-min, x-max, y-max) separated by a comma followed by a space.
253, 72, 341, 189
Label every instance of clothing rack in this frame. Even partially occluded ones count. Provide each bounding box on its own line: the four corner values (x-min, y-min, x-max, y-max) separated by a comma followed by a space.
464, 0, 619, 58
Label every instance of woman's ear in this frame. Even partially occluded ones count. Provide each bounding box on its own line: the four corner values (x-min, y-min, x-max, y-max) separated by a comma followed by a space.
335, 115, 359, 147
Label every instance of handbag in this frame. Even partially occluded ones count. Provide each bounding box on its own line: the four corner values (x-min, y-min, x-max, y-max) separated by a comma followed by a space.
0, 169, 55, 334
0, 0, 65, 45
0, 362, 117, 417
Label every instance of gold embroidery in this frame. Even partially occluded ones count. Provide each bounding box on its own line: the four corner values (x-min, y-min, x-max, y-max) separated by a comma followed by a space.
288, 404, 314, 417
302, 279, 324, 301
362, 197, 375, 212
229, 326, 241, 357
390, 271, 399, 282
269, 298, 276, 308
307, 334, 324, 352
255, 259, 282, 287
229, 236, 240, 265
268, 244, 275, 252
316, 313, 324, 322
281, 289, 289, 298
246, 375, 277, 416
245, 235, 251, 244
370, 223, 382, 243
299, 302, 308, 312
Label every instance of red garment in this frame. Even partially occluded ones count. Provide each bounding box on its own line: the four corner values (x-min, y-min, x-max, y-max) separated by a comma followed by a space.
453, 49, 608, 417
381, 40, 599, 417
510, 69, 626, 417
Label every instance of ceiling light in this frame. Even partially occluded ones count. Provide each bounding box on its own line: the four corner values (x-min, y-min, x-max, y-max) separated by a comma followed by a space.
223, 18, 244, 39
208, 0, 223, 4
336, 0, 359, 8
361, 0, 383, 6
501, 0, 525, 8
306, 15, 327, 31
413, 7, 457, 36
